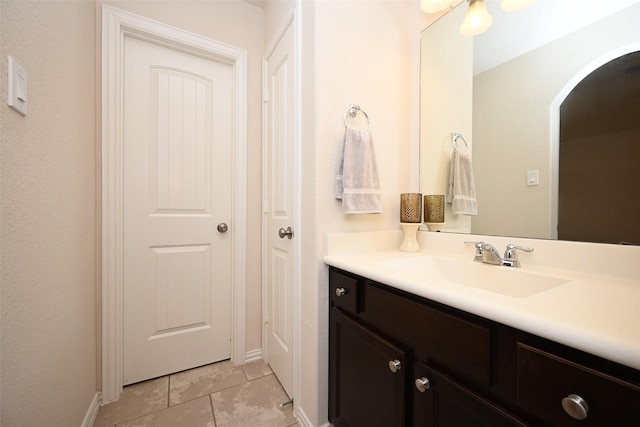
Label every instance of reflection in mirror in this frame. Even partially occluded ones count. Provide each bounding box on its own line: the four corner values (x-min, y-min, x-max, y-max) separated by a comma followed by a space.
420, 0, 640, 244
559, 51, 640, 245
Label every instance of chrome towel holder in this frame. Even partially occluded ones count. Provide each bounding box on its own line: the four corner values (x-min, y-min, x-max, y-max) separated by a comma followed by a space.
343, 104, 371, 131
452, 132, 469, 152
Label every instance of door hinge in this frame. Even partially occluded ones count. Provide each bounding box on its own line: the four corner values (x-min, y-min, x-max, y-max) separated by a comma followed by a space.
263, 88, 269, 103
263, 198, 269, 213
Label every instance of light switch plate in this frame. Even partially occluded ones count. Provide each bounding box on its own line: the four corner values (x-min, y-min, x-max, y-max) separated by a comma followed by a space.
8, 56, 28, 116
527, 170, 539, 186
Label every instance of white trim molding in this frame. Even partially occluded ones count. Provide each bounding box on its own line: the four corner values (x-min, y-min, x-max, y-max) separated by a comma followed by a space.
296, 408, 331, 427
81, 392, 101, 427
292, 3, 303, 422
101, 5, 247, 403
245, 348, 263, 363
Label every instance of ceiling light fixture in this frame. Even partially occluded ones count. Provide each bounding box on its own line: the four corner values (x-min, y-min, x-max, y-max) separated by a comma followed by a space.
420, 0, 454, 14
422, 0, 535, 37
460, 0, 493, 37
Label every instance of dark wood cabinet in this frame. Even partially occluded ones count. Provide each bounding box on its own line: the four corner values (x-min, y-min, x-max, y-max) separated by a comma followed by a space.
517, 343, 640, 427
411, 360, 528, 427
329, 308, 406, 427
328, 266, 640, 427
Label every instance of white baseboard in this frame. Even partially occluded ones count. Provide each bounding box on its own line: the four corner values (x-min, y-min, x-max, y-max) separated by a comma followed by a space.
245, 348, 262, 363
82, 392, 101, 427
295, 407, 331, 427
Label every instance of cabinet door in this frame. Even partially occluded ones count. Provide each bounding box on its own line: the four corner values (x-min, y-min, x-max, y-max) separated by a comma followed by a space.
411, 362, 530, 427
329, 308, 406, 427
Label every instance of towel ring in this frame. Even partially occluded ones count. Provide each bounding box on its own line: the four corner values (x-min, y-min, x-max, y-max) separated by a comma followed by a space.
452, 132, 469, 153
343, 104, 371, 131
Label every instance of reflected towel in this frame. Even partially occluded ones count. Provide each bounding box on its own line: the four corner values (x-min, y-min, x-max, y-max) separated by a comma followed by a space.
446, 149, 478, 215
335, 127, 383, 214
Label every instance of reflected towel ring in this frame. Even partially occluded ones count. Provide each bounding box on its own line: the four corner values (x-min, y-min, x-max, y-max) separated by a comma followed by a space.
452, 132, 469, 153
343, 104, 371, 131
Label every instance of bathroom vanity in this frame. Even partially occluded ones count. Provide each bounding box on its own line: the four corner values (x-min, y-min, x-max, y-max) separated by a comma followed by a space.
325, 232, 640, 427
328, 267, 640, 427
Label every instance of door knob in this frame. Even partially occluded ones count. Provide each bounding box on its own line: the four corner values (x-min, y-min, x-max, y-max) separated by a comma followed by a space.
278, 227, 293, 239
217, 223, 228, 233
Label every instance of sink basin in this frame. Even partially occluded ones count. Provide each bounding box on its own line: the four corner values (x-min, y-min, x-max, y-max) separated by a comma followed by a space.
379, 256, 570, 298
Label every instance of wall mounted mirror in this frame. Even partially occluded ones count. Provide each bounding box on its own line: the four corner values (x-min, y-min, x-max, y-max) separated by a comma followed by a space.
420, 0, 640, 244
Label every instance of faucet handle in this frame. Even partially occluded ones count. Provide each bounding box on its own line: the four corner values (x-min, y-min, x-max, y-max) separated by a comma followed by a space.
464, 241, 485, 262
504, 244, 534, 266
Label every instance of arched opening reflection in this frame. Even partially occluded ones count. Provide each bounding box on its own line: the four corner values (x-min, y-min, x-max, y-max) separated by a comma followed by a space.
558, 51, 640, 244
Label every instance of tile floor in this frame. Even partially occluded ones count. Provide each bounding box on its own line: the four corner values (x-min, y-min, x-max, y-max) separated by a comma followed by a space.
94, 360, 298, 427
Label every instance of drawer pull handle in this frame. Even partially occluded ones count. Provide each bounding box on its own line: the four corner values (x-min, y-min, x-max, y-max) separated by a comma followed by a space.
335, 287, 346, 297
415, 377, 431, 392
562, 394, 589, 420
388, 359, 402, 373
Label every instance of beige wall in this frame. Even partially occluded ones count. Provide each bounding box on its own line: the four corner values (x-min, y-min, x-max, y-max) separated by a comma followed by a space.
264, 0, 293, 51
1, 0, 265, 424
298, 1, 428, 424
0, 1, 98, 425
98, 0, 266, 355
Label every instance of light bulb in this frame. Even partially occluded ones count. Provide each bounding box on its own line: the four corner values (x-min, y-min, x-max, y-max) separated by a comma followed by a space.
460, 0, 493, 37
420, 0, 454, 14
501, 0, 534, 12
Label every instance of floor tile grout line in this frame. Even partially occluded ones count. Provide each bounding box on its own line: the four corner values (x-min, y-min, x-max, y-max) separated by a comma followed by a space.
208, 394, 218, 427
109, 361, 278, 426
166, 373, 170, 409
167, 362, 257, 407
114, 395, 217, 426
241, 364, 249, 382
106, 377, 171, 426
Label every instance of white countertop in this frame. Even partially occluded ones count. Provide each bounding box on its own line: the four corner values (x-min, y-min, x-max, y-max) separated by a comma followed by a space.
324, 231, 640, 371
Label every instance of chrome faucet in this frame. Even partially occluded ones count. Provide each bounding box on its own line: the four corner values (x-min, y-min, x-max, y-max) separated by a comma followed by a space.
465, 242, 534, 268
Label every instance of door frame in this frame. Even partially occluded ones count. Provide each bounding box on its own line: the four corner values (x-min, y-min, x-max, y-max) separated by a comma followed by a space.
101, 5, 247, 404
261, 3, 301, 411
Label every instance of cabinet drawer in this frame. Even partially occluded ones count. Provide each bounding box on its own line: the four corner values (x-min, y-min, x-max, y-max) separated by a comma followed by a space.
364, 283, 491, 385
517, 343, 640, 427
329, 268, 359, 314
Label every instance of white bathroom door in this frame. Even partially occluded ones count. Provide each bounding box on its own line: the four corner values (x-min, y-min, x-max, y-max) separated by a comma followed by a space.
122, 35, 233, 385
264, 23, 296, 399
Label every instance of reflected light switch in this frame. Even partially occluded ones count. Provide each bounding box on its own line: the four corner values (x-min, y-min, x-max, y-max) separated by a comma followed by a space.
8, 56, 28, 116
527, 170, 539, 186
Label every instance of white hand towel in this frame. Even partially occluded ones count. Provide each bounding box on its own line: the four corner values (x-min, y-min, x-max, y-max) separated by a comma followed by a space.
335, 127, 382, 214
446, 149, 478, 216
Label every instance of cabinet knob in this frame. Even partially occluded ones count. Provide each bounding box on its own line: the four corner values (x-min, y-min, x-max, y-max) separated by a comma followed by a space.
561, 394, 589, 420
415, 377, 431, 392
388, 359, 402, 373
335, 287, 346, 297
